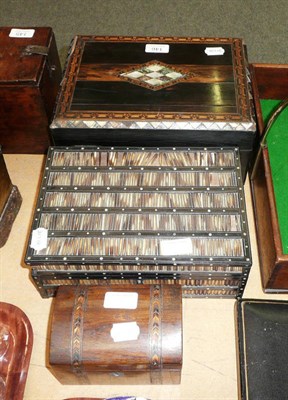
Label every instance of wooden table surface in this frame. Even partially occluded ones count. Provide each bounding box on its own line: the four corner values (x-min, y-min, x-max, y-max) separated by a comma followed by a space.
1, 154, 288, 400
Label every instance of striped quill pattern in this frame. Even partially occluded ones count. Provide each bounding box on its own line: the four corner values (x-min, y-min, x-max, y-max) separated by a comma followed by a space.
51, 149, 235, 167
25, 146, 252, 298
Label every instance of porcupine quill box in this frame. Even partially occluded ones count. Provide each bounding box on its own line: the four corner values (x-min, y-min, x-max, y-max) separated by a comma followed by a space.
25, 145, 252, 298
50, 36, 256, 179
48, 284, 182, 385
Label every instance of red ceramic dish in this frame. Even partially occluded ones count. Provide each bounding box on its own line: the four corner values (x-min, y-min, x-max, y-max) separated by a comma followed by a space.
0, 302, 33, 400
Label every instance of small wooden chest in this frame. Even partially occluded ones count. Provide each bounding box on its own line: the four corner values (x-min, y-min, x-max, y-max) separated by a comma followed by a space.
0, 27, 62, 153
250, 64, 288, 292
49, 284, 182, 385
0, 146, 22, 247
50, 36, 256, 178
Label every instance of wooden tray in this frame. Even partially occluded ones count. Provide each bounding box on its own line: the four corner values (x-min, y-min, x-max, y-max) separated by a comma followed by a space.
250, 63, 288, 292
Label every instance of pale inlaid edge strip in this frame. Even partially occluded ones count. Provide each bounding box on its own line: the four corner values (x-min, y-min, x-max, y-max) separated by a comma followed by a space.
149, 284, 163, 383
71, 286, 88, 380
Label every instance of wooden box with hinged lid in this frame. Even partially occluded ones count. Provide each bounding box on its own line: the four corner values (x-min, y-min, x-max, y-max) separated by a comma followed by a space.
48, 284, 182, 385
50, 36, 256, 179
25, 145, 252, 298
0, 27, 61, 153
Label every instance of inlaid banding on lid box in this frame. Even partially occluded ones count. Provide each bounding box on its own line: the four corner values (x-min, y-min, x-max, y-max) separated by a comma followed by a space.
49, 284, 182, 384
50, 36, 256, 179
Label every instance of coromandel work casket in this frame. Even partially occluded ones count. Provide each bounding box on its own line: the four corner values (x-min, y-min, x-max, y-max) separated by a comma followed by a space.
50, 36, 256, 179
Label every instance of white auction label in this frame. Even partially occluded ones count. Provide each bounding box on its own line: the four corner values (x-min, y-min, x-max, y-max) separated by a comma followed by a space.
104, 292, 138, 309
110, 321, 140, 342
160, 238, 193, 256
145, 44, 170, 54
30, 227, 48, 251
9, 28, 35, 38
204, 47, 225, 56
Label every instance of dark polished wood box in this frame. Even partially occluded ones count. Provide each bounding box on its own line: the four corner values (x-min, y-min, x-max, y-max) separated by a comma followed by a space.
25, 146, 252, 299
0, 27, 62, 153
236, 299, 288, 400
250, 64, 288, 292
50, 36, 256, 178
49, 284, 182, 385
0, 146, 22, 247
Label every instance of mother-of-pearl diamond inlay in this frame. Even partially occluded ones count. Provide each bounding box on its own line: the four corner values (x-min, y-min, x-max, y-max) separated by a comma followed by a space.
119, 61, 188, 90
